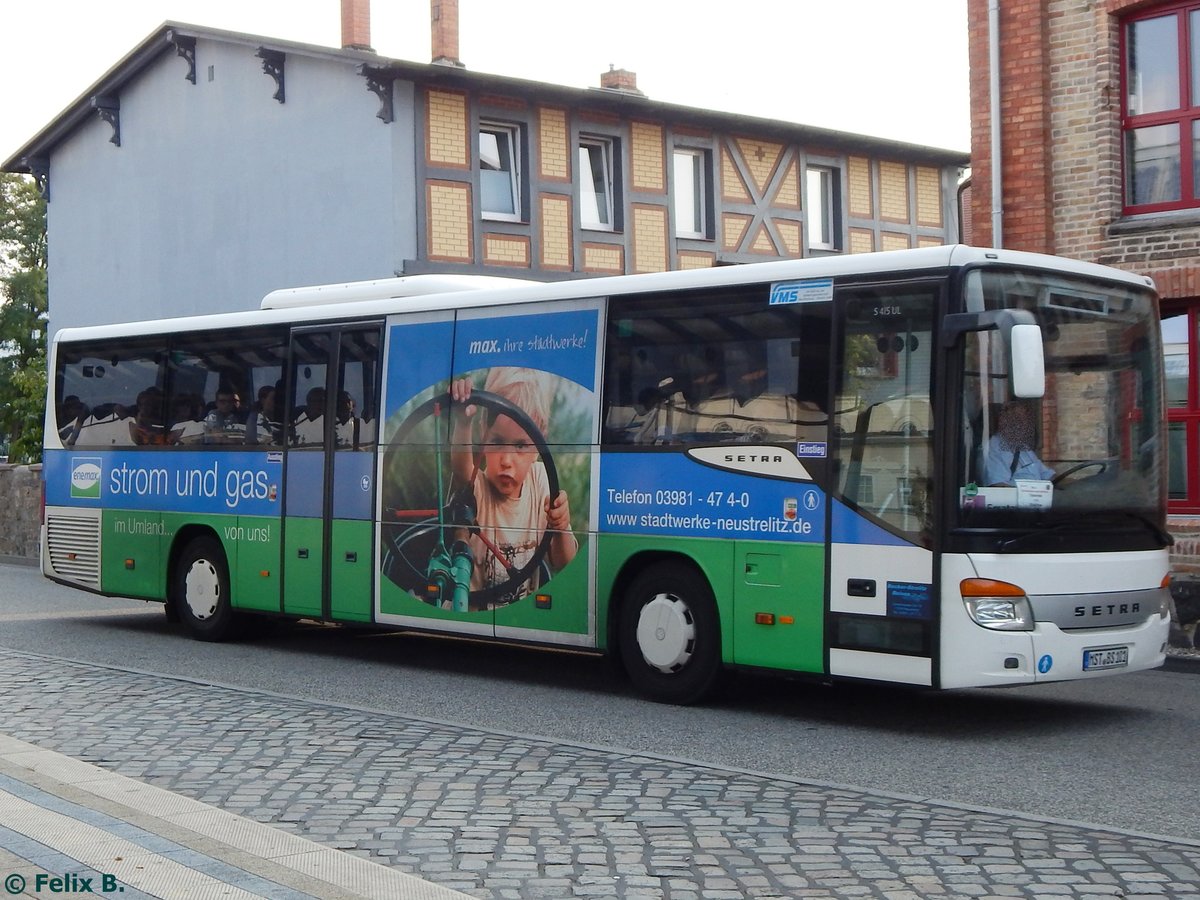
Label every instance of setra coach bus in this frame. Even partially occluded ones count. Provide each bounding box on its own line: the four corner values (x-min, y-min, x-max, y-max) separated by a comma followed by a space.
42, 246, 1173, 703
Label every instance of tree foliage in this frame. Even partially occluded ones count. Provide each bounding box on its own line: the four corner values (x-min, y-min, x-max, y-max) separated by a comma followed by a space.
0, 173, 48, 463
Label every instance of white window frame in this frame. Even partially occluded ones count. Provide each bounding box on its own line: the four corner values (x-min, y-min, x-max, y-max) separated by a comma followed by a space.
579, 137, 615, 231
479, 122, 522, 222
858, 473, 876, 506
673, 148, 708, 239
806, 165, 839, 251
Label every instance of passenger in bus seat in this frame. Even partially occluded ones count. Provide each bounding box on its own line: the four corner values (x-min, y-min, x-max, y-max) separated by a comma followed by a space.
292, 387, 326, 446
984, 400, 1055, 485
603, 349, 673, 444
75, 402, 136, 446
450, 368, 578, 606
335, 390, 360, 449
203, 386, 246, 444
130, 386, 168, 445
169, 394, 205, 444
246, 385, 282, 445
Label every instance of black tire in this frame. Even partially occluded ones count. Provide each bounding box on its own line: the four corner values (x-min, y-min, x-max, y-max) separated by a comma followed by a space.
173, 536, 237, 642
619, 562, 722, 705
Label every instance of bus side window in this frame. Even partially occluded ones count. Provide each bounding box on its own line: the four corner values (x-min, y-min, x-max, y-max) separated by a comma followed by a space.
335, 329, 380, 452
168, 327, 288, 449
604, 287, 831, 447
57, 395, 86, 447
604, 347, 672, 444
61, 343, 163, 449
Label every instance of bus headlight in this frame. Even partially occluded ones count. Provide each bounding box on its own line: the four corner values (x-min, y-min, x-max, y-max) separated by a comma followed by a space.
961, 579, 1034, 631
1160, 574, 1173, 620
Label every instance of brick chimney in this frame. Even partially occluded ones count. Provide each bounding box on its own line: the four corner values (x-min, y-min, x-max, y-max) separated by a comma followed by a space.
600, 66, 643, 95
341, 0, 372, 51
431, 0, 463, 67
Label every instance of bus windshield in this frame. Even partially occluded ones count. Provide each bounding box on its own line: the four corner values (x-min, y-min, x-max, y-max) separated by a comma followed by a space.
955, 267, 1166, 545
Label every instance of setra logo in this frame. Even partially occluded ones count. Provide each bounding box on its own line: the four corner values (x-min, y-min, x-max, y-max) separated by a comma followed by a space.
70, 457, 103, 499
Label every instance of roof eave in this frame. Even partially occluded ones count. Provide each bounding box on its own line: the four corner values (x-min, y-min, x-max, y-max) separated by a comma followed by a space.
4, 21, 968, 174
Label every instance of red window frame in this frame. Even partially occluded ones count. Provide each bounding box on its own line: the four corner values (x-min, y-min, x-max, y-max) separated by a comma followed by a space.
1121, 2, 1200, 215
1164, 304, 1200, 513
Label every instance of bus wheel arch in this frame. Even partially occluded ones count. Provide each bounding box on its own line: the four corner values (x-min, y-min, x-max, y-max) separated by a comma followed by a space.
170, 530, 236, 642
614, 555, 722, 705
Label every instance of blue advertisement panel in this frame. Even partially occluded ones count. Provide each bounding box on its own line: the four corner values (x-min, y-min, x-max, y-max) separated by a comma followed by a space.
453, 309, 598, 391
285, 452, 323, 518
598, 451, 824, 543
830, 499, 913, 547
332, 452, 375, 520
45, 449, 282, 516
382, 318, 455, 429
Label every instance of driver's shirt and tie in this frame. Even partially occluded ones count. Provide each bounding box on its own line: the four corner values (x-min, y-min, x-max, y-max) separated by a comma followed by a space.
984, 436, 1055, 486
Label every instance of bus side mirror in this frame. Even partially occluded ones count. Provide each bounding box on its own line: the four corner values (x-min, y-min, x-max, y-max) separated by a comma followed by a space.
942, 308, 1046, 398
1009, 323, 1045, 398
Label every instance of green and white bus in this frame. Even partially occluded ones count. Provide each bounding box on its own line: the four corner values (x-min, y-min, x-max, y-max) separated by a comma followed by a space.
42, 246, 1173, 703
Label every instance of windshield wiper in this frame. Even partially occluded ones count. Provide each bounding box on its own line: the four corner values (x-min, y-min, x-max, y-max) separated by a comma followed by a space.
998, 511, 1171, 551
999, 519, 1078, 552
1113, 511, 1174, 546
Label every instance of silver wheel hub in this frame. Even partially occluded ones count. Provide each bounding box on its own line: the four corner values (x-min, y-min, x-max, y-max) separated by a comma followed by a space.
184, 558, 221, 621
635, 592, 695, 673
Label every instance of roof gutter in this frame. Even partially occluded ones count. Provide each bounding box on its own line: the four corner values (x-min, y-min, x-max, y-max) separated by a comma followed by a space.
989, 0, 1003, 248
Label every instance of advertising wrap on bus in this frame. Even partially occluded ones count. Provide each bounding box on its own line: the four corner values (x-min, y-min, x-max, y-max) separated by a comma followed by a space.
47, 451, 281, 514
378, 304, 600, 632
598, 453, 825, 542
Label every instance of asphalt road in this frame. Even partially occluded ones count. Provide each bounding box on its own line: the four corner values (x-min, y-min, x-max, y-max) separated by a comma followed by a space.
1, 561, 1196, 842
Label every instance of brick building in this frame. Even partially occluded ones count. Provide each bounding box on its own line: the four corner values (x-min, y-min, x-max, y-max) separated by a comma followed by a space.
967, 0, 1200, 571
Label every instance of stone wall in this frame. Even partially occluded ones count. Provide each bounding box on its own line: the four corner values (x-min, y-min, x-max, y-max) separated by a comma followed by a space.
1169, 517, 1200, 648
0, 464, 40, 563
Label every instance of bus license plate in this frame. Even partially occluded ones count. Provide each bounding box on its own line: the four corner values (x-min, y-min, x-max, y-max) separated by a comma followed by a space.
1083, 646, 1129, 671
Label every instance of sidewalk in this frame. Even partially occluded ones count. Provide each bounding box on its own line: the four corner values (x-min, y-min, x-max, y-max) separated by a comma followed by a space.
0, 733, 465, 899
0, 647, 1198, 899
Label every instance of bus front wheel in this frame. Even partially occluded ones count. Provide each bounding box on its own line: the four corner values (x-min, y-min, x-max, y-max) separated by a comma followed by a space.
173, 537, 236, 642
619, 562, 721, 705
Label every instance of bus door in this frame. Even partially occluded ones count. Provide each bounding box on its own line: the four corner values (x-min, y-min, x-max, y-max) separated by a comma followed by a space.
282, 325, 382, 622
375, 311, 496, 637
827, 283, 939, 686
375, 302, 602, 643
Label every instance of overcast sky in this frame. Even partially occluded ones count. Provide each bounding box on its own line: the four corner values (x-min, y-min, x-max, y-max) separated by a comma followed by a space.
1, 0, 970, 164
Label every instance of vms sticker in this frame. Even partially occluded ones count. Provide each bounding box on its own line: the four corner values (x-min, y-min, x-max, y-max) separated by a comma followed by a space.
769, 278, 834, 306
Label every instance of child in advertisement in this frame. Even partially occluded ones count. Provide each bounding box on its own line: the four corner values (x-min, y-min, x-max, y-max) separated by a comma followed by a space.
450, 367, 578, 604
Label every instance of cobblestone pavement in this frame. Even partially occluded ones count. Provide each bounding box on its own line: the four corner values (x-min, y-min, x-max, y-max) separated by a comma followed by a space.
1, 648, 1197, 899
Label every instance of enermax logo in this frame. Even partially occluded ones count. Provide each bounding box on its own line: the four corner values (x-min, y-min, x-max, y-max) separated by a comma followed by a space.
70, 457, 103, 499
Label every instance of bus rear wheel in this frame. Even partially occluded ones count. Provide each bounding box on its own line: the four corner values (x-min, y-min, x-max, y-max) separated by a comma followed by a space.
173, 536, 236, 642
619, 562, 721, 705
